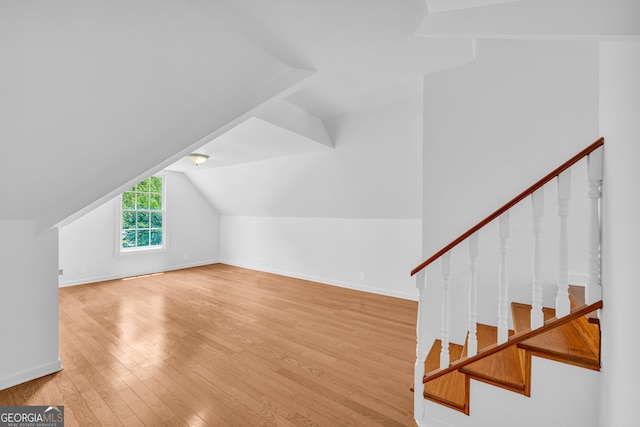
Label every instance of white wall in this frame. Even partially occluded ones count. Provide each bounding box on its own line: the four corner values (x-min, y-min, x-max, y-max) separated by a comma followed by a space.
598, 41, 640, 427
0, 221, 61, 389
188, 98, 423, 300
421, 39, 599, 344
59, 171, 220, 286
423, 39, 599, 258
220, 216, 421, 300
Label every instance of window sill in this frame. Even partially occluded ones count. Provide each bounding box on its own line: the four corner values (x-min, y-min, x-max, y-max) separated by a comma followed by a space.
117, 246, 167, 257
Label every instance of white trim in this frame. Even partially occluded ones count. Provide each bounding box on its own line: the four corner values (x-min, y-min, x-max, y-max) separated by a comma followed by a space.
0, 358, 63, 391
118, 245, 167, 257
58, 259, 220, 288
423, 414, 457, 427
219, 259, 419, 301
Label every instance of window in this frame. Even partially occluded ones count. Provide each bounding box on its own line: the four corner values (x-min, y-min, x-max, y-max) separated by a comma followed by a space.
120, 175, 165, 252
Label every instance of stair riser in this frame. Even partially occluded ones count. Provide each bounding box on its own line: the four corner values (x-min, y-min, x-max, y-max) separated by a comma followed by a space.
518, 347, 600, 371
460, 372, 528, 396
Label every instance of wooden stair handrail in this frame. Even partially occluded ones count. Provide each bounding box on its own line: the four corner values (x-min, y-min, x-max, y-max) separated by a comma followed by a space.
422, 299, 603, 384
411, 137, 604, 276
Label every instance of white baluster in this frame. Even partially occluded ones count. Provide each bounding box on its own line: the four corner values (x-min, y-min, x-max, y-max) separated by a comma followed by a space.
586, 147, 603, 305
414, 269, 427, 424
531, 188, 544, 329
440, 251, 452, 369
467, 233, 479, 357
497, 212, 510, 344
556, 170, 571, 317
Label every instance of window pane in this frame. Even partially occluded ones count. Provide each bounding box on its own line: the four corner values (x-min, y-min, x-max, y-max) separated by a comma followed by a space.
137, 211, 149, 228
150, 194, 162, 210
136, 179, 149, 192
150, 230, 162, 246
120, 176, 165, 251
150, 212, 162, 228
150, 176, 162, 193
122, 230, 136, 248
137, 230, 150, 247
122, 192, 135, 209
122, 211, 136, 229
137, 193, 149, 209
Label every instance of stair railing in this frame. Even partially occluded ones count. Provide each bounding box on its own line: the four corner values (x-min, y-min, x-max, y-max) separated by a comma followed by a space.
412, 137, 604, 424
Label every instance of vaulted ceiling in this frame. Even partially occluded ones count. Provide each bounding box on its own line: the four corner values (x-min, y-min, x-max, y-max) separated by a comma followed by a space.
1, 0, 637, 228
1, 0, 312, 228
163, 0, 477, 174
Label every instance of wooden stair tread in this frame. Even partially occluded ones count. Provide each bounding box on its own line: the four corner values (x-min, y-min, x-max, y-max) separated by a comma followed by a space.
421, 339, 469, 414
459, 324, 528, 395
512, 302, 600, 370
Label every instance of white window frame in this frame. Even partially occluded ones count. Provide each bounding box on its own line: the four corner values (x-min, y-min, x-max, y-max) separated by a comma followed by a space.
115, 173, 168, 256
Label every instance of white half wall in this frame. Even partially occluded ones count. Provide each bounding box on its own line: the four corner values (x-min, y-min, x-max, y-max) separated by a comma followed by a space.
0, 220, 61, 390
220, 216, 421, 300
59, 171, 220, 286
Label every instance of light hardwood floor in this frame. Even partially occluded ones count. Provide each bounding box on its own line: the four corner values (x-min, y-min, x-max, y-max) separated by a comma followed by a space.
0, 264, 417, 426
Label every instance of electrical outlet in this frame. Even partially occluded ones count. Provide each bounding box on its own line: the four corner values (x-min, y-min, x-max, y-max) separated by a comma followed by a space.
184, 254, 189, 261
58, 269, 63, 276
359, 272, 366, 281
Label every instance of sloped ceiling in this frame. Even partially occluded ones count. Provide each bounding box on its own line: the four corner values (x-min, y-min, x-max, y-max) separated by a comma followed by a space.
219, 0, 474, 118
0, 0, 312, 229
167, 0, 476, 176
2, 0, 482, 228
163, 0, 475, 218
184, 95, 425, 219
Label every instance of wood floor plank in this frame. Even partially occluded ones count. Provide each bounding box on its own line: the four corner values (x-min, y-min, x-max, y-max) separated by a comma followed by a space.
0, 264, 416, 426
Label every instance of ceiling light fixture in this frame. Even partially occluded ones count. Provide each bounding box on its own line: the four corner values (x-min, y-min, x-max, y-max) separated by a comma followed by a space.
188, 153, 209, 166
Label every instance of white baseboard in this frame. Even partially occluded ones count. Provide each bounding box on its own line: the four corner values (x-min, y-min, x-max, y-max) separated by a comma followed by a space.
424, 415, 457, 427
0, 358, 63, 391
219, 259, 418, 301
58, 259, 221, 287
58, 258, 419, 300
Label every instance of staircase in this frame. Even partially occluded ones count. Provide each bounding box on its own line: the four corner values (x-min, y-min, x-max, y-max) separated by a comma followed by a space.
411, 139, 604, 425
413, 285, 601, 415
